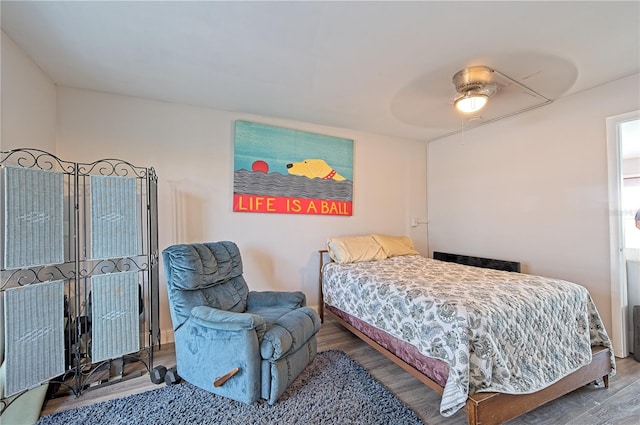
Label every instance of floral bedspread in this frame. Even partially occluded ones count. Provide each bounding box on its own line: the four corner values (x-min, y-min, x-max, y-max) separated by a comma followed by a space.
322, 255, 615, 417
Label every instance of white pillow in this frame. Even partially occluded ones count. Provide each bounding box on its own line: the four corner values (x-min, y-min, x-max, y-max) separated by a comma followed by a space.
371, 234, 419, 257
327, 235, 386, 264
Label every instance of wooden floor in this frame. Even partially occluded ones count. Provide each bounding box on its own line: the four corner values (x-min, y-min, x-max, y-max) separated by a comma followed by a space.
41, 315, 640, 424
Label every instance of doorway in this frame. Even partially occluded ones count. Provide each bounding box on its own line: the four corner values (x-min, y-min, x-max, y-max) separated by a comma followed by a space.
607, 111, 640, 358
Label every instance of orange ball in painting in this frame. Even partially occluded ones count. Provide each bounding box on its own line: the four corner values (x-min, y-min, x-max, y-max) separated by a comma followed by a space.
251, 160, 269, 173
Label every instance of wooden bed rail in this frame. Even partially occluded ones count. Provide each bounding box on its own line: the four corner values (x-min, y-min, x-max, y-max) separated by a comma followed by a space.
464, 345, 610, 425
325, 307, 611, 425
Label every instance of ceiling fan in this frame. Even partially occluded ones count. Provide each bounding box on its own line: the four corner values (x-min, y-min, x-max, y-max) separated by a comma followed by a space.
390, 52, 575, 141
451, 65, 551, 115
452, 66, 498, 113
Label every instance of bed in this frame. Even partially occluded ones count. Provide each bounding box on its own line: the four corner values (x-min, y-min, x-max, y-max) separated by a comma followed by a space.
318, 234, 615, 425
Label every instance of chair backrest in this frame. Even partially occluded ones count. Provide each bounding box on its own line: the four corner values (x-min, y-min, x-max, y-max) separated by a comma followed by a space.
162, 241, 249, 330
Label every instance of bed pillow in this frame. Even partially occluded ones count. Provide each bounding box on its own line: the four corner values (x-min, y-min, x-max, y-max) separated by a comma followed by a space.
371, 234, 419, 257
327, 235, 387, 264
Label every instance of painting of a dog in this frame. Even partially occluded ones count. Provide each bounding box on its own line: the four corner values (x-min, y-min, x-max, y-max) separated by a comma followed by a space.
286, 159, 346, 181
234, 120, 353, 215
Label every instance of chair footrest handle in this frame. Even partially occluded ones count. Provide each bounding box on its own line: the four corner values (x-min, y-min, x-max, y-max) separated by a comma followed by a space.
214, 367, 240, 387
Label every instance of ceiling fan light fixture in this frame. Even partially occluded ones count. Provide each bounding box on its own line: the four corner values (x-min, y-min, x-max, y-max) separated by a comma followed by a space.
454, 92, 488, 113
452, 66, 495, 114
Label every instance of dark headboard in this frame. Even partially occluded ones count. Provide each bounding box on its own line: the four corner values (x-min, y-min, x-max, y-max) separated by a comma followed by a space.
433, 251, 521, 273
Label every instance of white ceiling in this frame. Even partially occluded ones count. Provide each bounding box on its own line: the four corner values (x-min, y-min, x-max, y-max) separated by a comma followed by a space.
1, 1, 639, 142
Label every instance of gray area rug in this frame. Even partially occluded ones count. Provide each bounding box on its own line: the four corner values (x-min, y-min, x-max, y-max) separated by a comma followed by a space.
37, 350, 424, 424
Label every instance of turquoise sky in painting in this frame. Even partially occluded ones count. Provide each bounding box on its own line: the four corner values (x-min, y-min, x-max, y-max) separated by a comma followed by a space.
234, 121, 354, 181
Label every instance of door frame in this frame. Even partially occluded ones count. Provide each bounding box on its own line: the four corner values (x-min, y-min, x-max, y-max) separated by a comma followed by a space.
606, 109, 640, 358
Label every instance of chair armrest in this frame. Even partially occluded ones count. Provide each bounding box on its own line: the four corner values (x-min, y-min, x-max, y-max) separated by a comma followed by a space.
190, 305, 266, 333
247, 291, 306, 309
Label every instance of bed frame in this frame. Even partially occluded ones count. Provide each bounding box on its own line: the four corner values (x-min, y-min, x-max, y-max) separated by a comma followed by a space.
318, 250, 612, 425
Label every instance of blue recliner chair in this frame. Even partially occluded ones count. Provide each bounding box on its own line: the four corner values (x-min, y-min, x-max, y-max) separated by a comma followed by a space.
162, 241, 321, 404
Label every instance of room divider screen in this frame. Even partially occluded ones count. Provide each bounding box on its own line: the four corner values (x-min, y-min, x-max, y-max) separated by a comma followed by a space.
0, 148, 159, 403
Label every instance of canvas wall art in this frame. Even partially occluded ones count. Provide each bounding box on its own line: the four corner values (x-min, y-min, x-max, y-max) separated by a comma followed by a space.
233, 121, 354, 216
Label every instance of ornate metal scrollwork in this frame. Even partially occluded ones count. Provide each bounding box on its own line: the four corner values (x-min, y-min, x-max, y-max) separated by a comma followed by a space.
77, 158, 148, 178
1, 148, 159, 399
0, 148, 76, 174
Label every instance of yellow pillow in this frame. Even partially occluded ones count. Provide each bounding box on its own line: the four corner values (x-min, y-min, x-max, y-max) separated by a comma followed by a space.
371, 234, 419, 257
327, 235, 387, 264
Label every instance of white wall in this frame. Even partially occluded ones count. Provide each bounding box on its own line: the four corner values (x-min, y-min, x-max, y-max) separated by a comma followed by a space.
427, 73, 640, 337
55, 87, 428, 340
0, 30, 58, 424
623, 157, 639, 177
1, 30, 57, 356
1, 30, 56, 152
